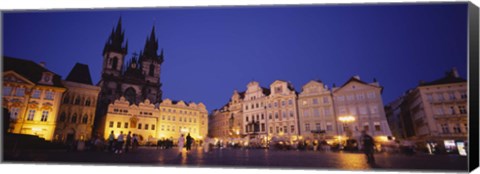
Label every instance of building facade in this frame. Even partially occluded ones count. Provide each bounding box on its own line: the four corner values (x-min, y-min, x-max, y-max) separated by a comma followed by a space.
95, 18, 164, 136
332, 76, 392, 143
242, 81, 269, 141
265, 80, 299, 141
297, 80, 337, 143
3, 57, 66, 141
55, 63, 101, 142
386, 68, 467, 153
103, 97, 208, 144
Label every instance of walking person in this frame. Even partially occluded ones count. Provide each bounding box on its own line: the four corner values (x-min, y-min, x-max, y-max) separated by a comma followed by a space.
108, 131, 115, 152
116, 131, 125, 154
177, 134, 185, 155
132, 134, 139, 151
360, 130, 375, 164
125, 131, 132, 153
186, 133, 193, 152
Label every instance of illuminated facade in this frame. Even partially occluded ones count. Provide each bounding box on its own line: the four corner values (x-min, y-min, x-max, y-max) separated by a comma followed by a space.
297, 80, 337, 142
3, 57, 66, 141
55, 63, 101, 142
332, 76, 392, 142
104, 97, 208, 144
242, 81, 269, 139
208, 90, 244, 140
209, 108, 230, 139
265, 80, 299, 140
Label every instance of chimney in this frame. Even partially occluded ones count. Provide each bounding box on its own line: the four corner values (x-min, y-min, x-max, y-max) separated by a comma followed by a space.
353, 75, 360, 80
451, 67, 459, 78
39, 61, 46, 67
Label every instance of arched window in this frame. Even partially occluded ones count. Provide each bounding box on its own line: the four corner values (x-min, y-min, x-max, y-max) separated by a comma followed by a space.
71, 113, 77, 123
74, 97, 81, 105
59, 112, 66, 122
111, 57, 118, 70
149, 64, 155, 76
63, 96, 70, 104
85, 99, 91, 106
82, 114, 88, 124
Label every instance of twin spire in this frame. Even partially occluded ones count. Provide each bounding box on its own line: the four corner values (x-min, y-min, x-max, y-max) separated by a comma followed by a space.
103, 16, 163, 65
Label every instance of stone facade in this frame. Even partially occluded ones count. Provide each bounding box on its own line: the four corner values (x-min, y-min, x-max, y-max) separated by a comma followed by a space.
265, 80, 299, 140
3, 57, 66, 141
242, 81, 269, 140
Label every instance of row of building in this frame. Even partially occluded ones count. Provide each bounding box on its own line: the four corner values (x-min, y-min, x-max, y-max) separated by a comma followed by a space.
3, 18, 209, 144
209, 68, 467, 152
209, 76, 392, 147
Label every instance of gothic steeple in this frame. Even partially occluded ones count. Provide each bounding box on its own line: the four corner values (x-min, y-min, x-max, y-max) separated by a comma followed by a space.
140, 26, 162, 63
103, 17, 128, 55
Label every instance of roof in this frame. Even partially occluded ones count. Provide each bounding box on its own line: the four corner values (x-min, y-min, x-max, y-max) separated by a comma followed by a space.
333, 76, 382, 93
65, 63, 94, 85
3, 56, 64, 88
261, 87, 271, 96
419, 72, 466, 86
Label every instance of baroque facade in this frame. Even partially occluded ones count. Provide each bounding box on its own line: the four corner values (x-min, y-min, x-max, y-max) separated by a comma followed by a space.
55, 63, 101, 142
3, 57, 66, 141
208, 90, 244, 141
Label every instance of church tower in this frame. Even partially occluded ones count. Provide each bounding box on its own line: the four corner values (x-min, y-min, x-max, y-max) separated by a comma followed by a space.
102, 17, 128, 78
139, 26, 164, 103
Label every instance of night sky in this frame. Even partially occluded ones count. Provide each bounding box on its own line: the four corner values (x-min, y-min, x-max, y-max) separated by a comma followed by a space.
3, 3, 468, 112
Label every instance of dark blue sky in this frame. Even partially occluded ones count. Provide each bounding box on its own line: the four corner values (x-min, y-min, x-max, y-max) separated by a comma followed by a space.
3, 3, 468, 112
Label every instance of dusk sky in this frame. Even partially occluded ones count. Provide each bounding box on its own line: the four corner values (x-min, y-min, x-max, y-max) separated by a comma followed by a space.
3, 3, 468, 112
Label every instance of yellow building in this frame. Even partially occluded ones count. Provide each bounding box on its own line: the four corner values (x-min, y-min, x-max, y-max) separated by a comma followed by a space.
3, 57, 66, 141
55, 63, 101, 142
103, 97, 208, 144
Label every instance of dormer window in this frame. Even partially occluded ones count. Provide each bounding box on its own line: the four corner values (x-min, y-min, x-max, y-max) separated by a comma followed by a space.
39, 72, 54, 85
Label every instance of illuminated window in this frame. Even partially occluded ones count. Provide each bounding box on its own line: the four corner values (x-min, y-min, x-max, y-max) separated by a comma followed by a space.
138, 123, 142, 129
32, 90, 41, 99
124, 122, 128, 128
145, 124, 149, 130
15, 88, 25, 97
117, 122, 121, 128
109, 121, 114, 128
27, 110, 35, 121
41, 111, 48, 122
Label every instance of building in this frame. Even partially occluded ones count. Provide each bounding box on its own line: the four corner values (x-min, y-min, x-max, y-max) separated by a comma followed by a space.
242, 81, 270, 143
297, 80, 337, 143
209, 108, 230, 140
208, 90, 244, 143
386, 68, 467, 153
3, 57, 66, 141
54, 63, 101, 142
332, 76, 392, 143
103, 97, 208, 144
95, 18, 164, 136
265, 80, 299, 142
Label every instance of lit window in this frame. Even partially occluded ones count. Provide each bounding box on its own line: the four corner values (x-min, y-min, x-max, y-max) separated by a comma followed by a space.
152, 125, 156, 130
27, 110, 35, 121
3, 86, 12, 96
124, 122, 128, 128
117, 122, 121, 128
45, 91, 54, 100
138, 123, 142, 129
15, 88, 25, 97
109, 121, 114, 128
32, 90, 41, 98
41, 111, 49, 122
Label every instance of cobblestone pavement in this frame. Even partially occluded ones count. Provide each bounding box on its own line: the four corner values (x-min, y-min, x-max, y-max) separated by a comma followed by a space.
4, 146, 468, 172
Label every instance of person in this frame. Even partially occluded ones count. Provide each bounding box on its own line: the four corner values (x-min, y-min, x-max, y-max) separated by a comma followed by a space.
108, 131, 115, 152
186, 133, 193, 152
132, 134, 139, 151
203, 136, 212, 153
125, 131, 132, 153
116, 131, 124, 154
177, 134, 185, 155
360, 130, 375, 164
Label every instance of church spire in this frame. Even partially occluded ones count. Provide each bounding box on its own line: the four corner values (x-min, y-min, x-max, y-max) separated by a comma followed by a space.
140, 25, 161, 63
103, 16, 127, 55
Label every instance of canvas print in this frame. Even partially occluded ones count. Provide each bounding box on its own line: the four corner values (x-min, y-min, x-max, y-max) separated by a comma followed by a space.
2, 2, 475, 172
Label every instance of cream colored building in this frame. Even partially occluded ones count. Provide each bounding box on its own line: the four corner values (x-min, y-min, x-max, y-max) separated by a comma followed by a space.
103, 97, 208, 144
242, 81, 269, 139
332, 76, 392, 142
3, 57, 66, 141
209, 108, 230, 140
208, 90, 244, 141
55, 63, 101, 142
297, 80, 337, 142
265, 80, 299, 141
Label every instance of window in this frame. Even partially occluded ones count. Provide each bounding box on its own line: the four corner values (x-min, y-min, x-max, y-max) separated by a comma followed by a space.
179, 117, 182, 122
448, 92, 456, 100
315, 123, 321, 130
274, 102, 278, 107
15, 88, 25, 96
256, 103, 259, 108
460, 91, 467, 99
27, 110, 35, 121
449, 106, 456, 115
436, 93, 445, 101
116, 122, 121, 128
162, 115, 165, 120
82, 115, 88, 124
370, 105, 378, 114
167, 125, 170, 131
276, 127, 279, 133
172, 116, 175, 121
347, 95, 354, 101
326, 123, 333, 131
32, 90, 41, 98
363, 123, 369, 131
10, 108, 19, 120
256, 115, 259, 121
194, 119, 197, 123
63, 96, 70, 104
261, 123, 265, 132
246, 125, 249, 132
282, 111, 286, 118
426, 93, 433, 102
374, 122, 381, 131
464, 123, 468, 132
288, 100, 293, 105
41, 111, 48, 122
268, 114, 272, 119
453, 123, 461, 133
246, 116, 249, 122
349, 106, 357, 115
305, 123, 310, 131
85, 99, 91, 106
323, 96, 329, 103
458, 106, 467, 114
124, 122, 128, 128
3, 86, 12, 96
261, 114, 264, 120
435, 107, 445, 115
324, 108, 331, 116
59, 112, 66, 122
339, 107, 347, 115
138, 123, 142, 129
143, 124, 148, 130
313, 109, 320, 117
367, 92, 375, 99
441, 123, 449, 133
269, 127, 273, 134
359, 106, 367, 115
356, 93, 365, 100
268, 103, 272, 108
109, 121, 114, 128
245, 105, 248, 110
337, 96, 345, 101
303, 109, 310, 117
313, 98, 318, 104
283, 126, 287, 133
71, 114, 77, 123
45, 91, 54, 100
291, 125, 295, 133
289, 111, 294, 117
275, 112, 278, 119
167, 116, 170, 121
